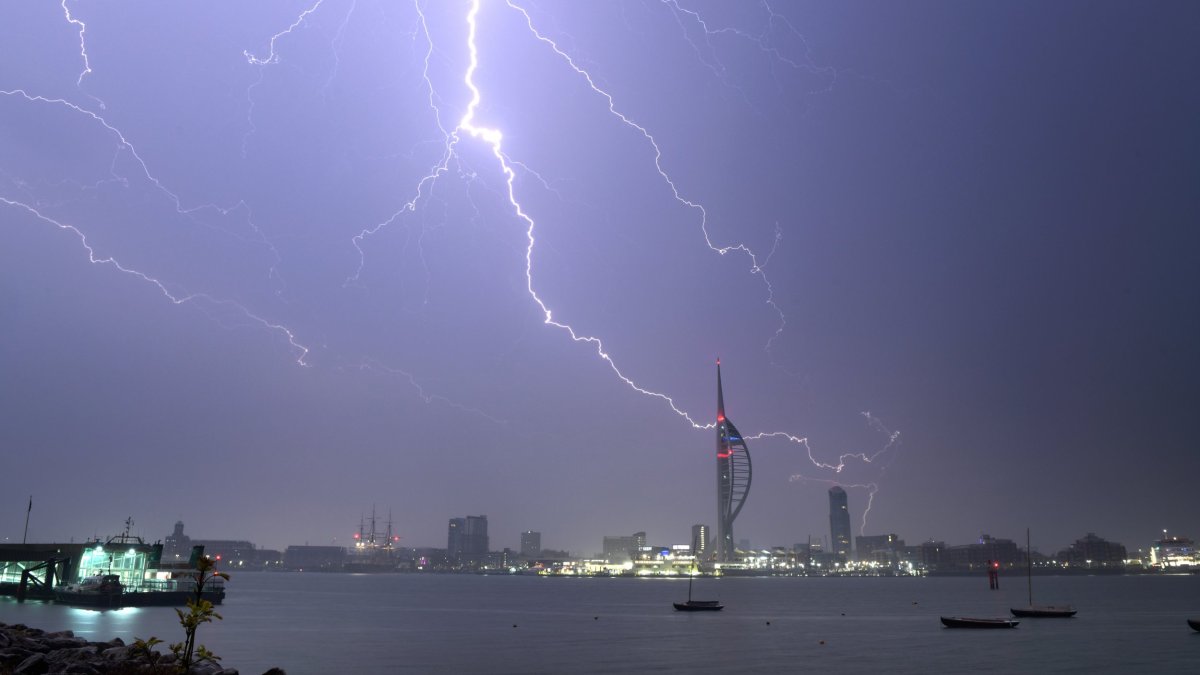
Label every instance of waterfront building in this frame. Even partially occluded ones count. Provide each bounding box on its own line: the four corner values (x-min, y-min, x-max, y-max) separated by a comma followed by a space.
163, 521, 276, 568
602, 532, 646, 562
447, 515, 489, 564
856, 534, 904, 566
1056, 532, 1127, 568
918, 540, 945, 569
942, 534, 1021, 570
282, 545, 346, 570
520, 531, 541, 558
691, 524, 709, 558
828, 487, 853, 562
715, 361, 752, 562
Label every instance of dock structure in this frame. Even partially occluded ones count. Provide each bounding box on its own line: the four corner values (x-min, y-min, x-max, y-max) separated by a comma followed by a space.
0, 543, 88, 601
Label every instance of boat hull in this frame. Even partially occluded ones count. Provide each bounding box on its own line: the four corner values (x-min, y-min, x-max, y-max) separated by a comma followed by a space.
1188, 618, 1200, 632
940, 616, 1019, 629
1011, 606, 1076, 618
55, 589, 225, 608
674, 601, 723, 612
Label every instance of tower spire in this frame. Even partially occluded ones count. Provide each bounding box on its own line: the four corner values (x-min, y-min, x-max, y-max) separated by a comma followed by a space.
716, 358, 725, 422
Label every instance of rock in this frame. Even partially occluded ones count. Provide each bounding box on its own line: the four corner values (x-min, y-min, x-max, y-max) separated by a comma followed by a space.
45, 646, 97, 664
14, 653, 50, 675
100, 646, 132, 661
45, 638, 88, 651
1, 649, 36, 667
46, 631, 75, 640
261, 669, 287, 675
60, 664, 99, 675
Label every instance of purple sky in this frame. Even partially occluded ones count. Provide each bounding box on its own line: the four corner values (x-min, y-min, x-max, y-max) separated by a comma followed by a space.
2, 0, 1197, 557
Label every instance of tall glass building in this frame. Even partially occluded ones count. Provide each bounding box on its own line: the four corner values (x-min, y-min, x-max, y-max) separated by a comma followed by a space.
828, 486, 853, 562
715, 361, 751, 563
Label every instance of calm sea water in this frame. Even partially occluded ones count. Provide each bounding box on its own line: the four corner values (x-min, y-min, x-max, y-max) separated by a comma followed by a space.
2, 572, 1198, 673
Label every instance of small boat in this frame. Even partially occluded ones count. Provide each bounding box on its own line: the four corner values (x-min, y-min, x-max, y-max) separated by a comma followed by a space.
674, 542, 721, 612
1011, 528, 1075, 618
1188, 618, 1200, 632
1011, 606, 1077, 618
54, 574, 124, 608
674, 599, 723, 612
941, 616, 1019, 629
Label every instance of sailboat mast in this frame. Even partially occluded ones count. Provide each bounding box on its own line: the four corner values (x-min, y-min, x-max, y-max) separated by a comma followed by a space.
1026, 527, 1032, 607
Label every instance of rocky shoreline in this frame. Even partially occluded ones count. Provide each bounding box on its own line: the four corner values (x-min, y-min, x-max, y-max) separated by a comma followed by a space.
0, 623, 281, 675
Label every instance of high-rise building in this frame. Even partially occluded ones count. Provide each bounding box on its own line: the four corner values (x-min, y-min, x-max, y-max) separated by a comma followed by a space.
828, 486, 853, 561
691, 524, 709, 558
447, 515, 489, 561
520, 531, 541, 558
715, 361, 752, 563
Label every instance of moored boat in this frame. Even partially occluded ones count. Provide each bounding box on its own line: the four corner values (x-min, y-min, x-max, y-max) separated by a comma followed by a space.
1011, 528, 1075, 618
54, 574, 123, 608
940, 616, 1019, 629
674, 599, 723, 612
1011, 605, 1076, 618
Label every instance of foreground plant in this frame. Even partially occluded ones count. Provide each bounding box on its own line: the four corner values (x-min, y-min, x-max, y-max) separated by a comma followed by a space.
169, 556, 230, 672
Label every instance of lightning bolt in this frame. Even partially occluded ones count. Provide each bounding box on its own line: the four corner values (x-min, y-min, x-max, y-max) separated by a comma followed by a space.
2, 88, 287, 290
1, 197, 310, 366
2, 87, 302, 363
242, 0, 327, 157
344, 3, 906, 521
60, 0, 92, 87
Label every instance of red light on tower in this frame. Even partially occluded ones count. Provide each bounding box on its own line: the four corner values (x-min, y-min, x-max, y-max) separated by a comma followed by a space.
354, 533, 360, 539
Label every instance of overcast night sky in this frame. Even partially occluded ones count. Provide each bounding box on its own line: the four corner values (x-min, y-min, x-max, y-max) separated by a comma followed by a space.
2, 0, 1197, 557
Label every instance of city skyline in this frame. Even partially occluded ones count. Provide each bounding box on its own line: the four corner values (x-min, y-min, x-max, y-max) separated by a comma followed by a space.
2, 2, 1198, 557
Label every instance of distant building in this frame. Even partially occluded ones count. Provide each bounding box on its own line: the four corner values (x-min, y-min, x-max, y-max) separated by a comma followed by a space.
1056, 532, 1126, 568
164, 521, 191, 561
942, 534, 1021, 571
828, 487, 853, 562
163, 521, 275, 568
520, 531, 541, 558
691, 525, 710, 558
918, 540, 945, 569
856, 534, 905, 565
283, 545, 346, 570
448, 515, 489, 563
602, 532, 646, 562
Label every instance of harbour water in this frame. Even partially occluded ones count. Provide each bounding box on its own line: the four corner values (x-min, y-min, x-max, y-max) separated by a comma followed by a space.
2, 573, 1198, 673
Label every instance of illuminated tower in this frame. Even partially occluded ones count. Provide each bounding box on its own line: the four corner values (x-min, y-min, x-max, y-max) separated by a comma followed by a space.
828, 486, 853, 562
715, 360, 752, 562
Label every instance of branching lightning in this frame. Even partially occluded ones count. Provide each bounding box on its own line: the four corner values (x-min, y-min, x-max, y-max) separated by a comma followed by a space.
10, 1, 906, 530
1, 197, 310, 365
340, 0, 903, 529
1, 87, 304, 363
242, 0, 327, 157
